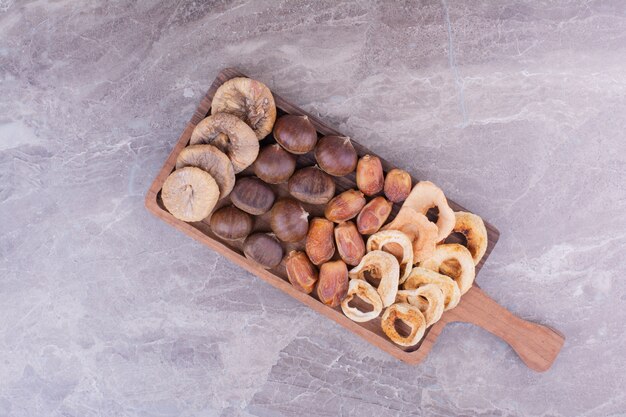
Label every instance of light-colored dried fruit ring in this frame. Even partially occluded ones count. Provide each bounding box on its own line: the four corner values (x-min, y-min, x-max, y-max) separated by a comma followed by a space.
349, 250, 399, 307
341, 280, 383, 322
381, 207, 438, 263
421, 244, 475, 295
211, 77, 277, 140
366, 230, 414, 284
403, 267, 461, 311
190, 112, 259, 173
402, 181, 455, 241
396, 283, 444, 327
453, 211, 488, 265
381, 303, 426, 347
161, 167, 219, 222
175, 144, 235, 199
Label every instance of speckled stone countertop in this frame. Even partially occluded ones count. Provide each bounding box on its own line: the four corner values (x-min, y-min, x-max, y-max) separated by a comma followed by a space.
1, 1, 625, 416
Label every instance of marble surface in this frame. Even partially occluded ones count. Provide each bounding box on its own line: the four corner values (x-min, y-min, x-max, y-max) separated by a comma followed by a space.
1, 1, 625, 416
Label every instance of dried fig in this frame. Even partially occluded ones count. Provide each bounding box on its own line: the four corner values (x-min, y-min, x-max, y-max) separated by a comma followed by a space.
356, 155, 384, 196
356, 196, 392, 235
334, 221, 365, 266
175, 144, 235, 199
243, 233, 283, 269
285, 251, 318, 294
161, 167, 219, 222
305, 217, 335, 265
316, 260, 349, 307
273, 115, 318, 154
314, 135, 357, 176
384, 168, 411, 203
288, 166, 336, 205
210, 206, 253, 240
324, 189, 366, 223
230, 177, 275, 215
253, 143, 297, 184
270, 199, 309, 242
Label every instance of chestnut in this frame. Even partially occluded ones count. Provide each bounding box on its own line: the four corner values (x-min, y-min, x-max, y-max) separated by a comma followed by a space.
273, 115, 318, 154
210, 205, 253, 240
314, 135, 358, 176
324, 189, 366, 223
356, 155, 384, 196
243, 233, 283, 269
288, 166, 336, 205
285, 250, 318, 294
316, 260, 349, 307
230, 177, 275, 215
334, 221, 365, 266
384, 168, 412, 203
270, 198, 309, 242
253, 143, 297, 184
305, 217, 335, 265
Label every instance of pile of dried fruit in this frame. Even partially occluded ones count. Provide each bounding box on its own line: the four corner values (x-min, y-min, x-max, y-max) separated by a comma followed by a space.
161, 77, 488, 348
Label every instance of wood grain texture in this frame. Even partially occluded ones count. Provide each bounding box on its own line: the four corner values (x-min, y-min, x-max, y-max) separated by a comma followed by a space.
145, 68, 564, 370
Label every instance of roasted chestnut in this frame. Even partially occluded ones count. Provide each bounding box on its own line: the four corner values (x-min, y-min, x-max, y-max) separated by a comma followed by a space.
356, 155, 384, 196
324, 189, 366, 223
243, 233, 284, 269
269, 198, 309, 242
314, 135, 358, 177
316, 260, 349, 307
334, 221, 365, 266
305, 217, 335, 265
285, 251, 318, 294
253, 143, 297, 184
384, 168, 412, 203
273, 115, 318, 154
288, 166, 336, 205
210, 205, 253, 240
356, 196, 392, 235
230, 177, 275, 215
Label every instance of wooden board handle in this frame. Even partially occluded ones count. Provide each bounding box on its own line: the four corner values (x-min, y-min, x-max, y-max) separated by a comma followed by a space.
444, 286, 565, 372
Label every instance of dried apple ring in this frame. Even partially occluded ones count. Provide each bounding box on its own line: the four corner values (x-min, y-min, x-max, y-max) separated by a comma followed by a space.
366, 230, 413, 284
403, 267, 461, 311
402, 181, 455, 241
396, 283, 444, 327
382, 207, 438, 263
341, 280, 383, 322
381, 303, 426, 347
452, 211, 488, 265
349, 250, 399, 307
421, 244, 475, 295
161, 167, 219, 222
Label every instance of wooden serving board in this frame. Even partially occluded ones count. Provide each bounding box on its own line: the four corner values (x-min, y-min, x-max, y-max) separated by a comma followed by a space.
145, 68, 564, 372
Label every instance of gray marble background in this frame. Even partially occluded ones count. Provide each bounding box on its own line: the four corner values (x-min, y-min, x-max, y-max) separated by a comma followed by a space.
1, 1, 625, 416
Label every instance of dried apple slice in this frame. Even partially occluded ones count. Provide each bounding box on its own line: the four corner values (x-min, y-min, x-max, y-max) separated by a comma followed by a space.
421, 244, 475, 295
396, 283, 444, 326
348, 250, 399, 307
452, 211, 488, 265
403, 267, 461, 311
381, 207, 438, 263
366, 230, 413, 284
381, 303, 426, 347
341, 280, 383, 322
402, 181, 455, 241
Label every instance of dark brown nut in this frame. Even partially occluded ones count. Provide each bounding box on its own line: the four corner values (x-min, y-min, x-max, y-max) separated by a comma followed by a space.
253, 143, 297, 184
269, 198, 309, 242
243, 233, 283, 268
356, 196, 393, 235
334, 221, 365, 266
324, 189, 366, 223
273, 115, 318, 154
314, 135, 358, 177
230, 177, 275, 215
288, 166, 336, 205
210, 206, 253, 240
305, 217, 336, 265
384, 169, 412, 203
356, 155, 384, 196
316, 260, 349, 307
285, 251, 318, 294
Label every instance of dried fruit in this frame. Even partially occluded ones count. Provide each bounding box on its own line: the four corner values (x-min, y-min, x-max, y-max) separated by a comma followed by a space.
190, 112, 259, 173
211, 77, 276, 140
243, 233, 283, 269
340, 280, 383, 322
403, 267, 461, 311
209, 205, 253, 240
269, 199, 309, 242
381, 303, 426, 347
161, 167, 219, 222
324, 189, 366, 223
382, 207, 438, 263
451, 211, 488, 265
334, 221, 365, 266
285, 251, 318, 294
273, 115, 318, 154
396, 284, 444, 327
384, 168, 412, 203
349, 250, 399, 307
230, 177, 275, 215
421, 244, 475, 295
253, 143, 297, 184
402, 181, 455, 241
305, 217, 335, 265
356, 155, 384, 196
175, 144, 235, 200
356, 196, 392, 235
316, 260, 349, 307
288, 166, 336, 205
314, 135, 358, 176
366, 230, 414, 284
